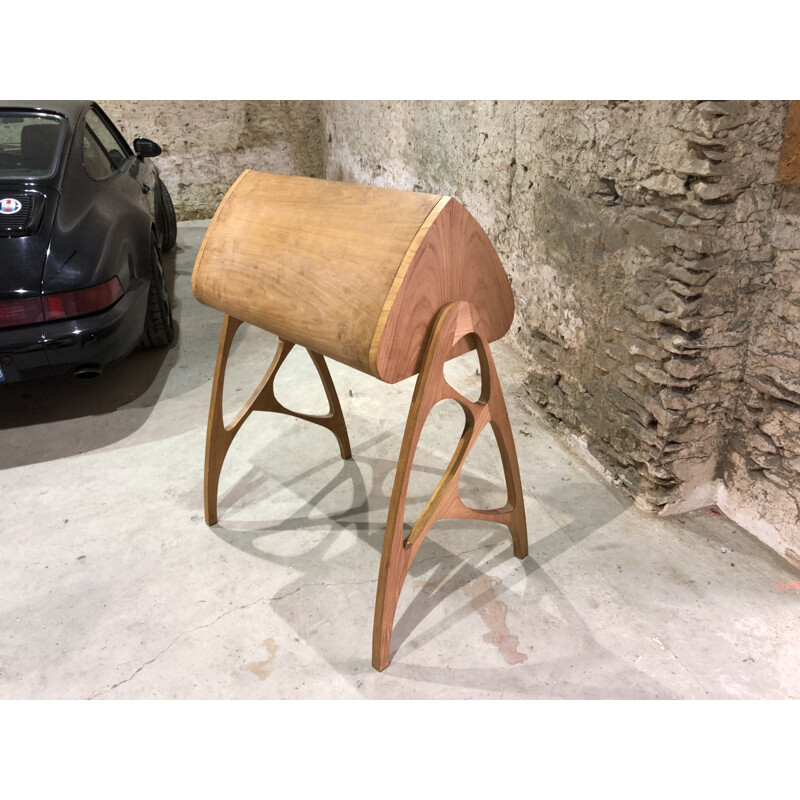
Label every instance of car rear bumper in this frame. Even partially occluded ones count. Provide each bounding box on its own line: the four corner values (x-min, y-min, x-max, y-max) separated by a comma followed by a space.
0, 281, 148, 383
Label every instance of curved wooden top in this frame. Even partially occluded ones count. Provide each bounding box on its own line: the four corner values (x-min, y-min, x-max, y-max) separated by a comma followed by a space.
191, 170, 513, 383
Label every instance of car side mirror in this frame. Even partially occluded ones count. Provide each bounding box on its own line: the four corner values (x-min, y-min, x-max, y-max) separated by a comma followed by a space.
133, 138, 162, 159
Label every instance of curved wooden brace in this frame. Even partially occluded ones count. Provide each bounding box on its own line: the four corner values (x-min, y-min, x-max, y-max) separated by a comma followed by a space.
372, 300, 528, 671
204, 314, 352, 525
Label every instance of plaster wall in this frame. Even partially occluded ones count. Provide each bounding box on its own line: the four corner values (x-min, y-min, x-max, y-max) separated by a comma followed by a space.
102, 100, 324, 219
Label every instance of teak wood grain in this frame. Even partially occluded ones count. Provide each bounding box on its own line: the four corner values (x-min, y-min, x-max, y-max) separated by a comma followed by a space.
203, 314, 351, 526
372, 300, 527, 670
191, 171, 528, 671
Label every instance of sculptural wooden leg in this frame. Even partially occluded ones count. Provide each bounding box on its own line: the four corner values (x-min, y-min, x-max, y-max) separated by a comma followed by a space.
204, 314, 352, 525
372, 301, 528, 671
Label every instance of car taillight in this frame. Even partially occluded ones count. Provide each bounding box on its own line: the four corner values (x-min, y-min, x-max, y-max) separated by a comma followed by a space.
0, 296, 44, 328
0, 277, 124, 330
42, 278, 124, 321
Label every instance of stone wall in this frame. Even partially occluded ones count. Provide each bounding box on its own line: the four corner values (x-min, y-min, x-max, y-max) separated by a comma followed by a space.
720, 182, 800, 567
516, 100, 784, 514
101, 100, 324, 219
95, 99, 800, 564
321, 100, 800, 564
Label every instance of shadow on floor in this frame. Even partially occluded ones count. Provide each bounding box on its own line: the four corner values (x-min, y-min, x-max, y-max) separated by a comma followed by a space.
208, 430, 654, 694
0, 251, 180, 469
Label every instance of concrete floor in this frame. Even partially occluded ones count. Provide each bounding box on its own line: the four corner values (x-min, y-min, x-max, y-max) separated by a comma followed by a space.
1, 221, 799, 700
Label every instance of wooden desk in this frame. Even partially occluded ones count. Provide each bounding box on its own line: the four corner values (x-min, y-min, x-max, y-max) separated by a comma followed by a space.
192, 170, 528, 670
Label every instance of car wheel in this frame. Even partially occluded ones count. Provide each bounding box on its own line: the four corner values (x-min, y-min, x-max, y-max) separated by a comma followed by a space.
142, 241, 175, 348
158, 179, 177, 253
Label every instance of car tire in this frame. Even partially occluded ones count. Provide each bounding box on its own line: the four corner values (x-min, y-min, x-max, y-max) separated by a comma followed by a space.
142, 241, 174, 348
158, 179, 177, 253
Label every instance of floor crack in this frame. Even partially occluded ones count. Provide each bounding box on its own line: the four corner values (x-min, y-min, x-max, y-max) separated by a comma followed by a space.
412, 543, 495, 568
86, 596, 267, 699
272, 579, 377, 602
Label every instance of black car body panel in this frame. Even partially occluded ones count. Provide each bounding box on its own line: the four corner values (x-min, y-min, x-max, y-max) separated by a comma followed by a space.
0, 100, 175, 383
0, 186, 56, 299
0, 282, 149, 382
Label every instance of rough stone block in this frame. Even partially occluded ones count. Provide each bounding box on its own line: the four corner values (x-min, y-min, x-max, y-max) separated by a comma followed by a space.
621, 335, 666, 361
663, 357, 712, 381
634, 362, 696, 388
676, 153, 729, 177
755, 366, 800, 399
659, 387, 713, 411
771, 214, 800, 251
675, 212, 705, 227
745, 374, 800, 404
692, 176, 744, 201
609, 387, 652, 427
640, 172, 687, 196
636, 207, 679, 227
746, 429, 777, 454
666, 279, 703, 298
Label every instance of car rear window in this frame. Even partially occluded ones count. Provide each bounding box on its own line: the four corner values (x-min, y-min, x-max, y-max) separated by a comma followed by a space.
0, 111, 66, 180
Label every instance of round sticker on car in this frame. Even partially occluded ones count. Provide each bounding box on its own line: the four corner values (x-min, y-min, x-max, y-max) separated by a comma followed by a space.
0, 198, 22, 214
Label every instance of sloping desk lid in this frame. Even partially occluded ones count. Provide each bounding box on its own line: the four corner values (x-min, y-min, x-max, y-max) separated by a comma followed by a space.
192, 169, 514, 383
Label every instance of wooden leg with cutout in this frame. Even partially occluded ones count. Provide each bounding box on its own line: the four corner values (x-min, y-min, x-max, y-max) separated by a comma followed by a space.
204, 314, 352, 525
372, 301, 528, 670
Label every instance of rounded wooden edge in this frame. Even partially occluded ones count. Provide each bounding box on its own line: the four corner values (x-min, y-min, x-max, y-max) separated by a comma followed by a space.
367, 195, 451, 377
191, 169, 253, 300
373, 197, 514, 384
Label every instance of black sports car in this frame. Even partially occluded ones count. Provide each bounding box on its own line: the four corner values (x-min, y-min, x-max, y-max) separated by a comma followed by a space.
0, 100, 176, 383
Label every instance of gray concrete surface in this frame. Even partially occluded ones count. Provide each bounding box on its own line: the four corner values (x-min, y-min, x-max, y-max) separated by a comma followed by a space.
1, 221, 799, 700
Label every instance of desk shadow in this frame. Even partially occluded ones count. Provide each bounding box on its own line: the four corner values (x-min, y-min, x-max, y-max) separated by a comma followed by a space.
213, 454, 376, 566
207, 431, 669, 696
0, 251, 180, 469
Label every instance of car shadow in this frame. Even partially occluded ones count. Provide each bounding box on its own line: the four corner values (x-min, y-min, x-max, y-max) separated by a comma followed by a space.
0, 249, 180, 469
